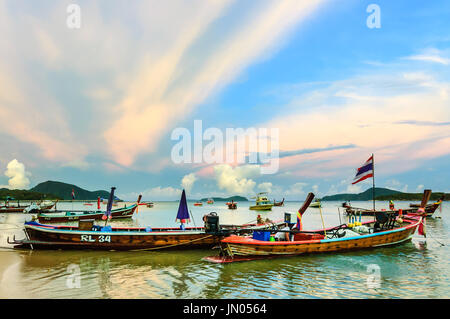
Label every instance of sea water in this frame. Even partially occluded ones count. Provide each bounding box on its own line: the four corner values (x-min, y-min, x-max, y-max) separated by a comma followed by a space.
0, 200, 448, 298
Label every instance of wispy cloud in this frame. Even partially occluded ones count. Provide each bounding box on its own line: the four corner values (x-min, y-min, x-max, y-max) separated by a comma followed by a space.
258, 66, 450, 178
404, 48, 450, 65
103, 0, 327, 166
395, 120, 450, 126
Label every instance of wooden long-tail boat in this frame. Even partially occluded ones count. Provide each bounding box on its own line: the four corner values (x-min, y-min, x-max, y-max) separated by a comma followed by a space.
342, 190, 440, 217
8, 190, 286, 251
8, 217, 286, 251
202, 191, 430, 263
227, 201, 237, 209
35, 196, 141, 223
1, 200, 57, 213
0, 206, 26, 213
343, 202, 438, 217
410, 195, 444, 211
273, 198, 285, 207
204, 216, 422, 263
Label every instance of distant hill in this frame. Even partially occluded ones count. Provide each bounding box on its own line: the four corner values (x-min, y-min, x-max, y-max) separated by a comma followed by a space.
200, 196, 248, 202
0, 188, 61, 200
322, 187, 448, 201
30, 181, 118, 201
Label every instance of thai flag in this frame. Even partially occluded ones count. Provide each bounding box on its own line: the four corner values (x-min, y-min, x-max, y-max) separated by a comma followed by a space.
71, 189, 75, 200
352, 156, 374, 185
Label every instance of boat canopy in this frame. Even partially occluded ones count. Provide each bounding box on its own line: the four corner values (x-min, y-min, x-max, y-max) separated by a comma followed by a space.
176, 189, 190, 222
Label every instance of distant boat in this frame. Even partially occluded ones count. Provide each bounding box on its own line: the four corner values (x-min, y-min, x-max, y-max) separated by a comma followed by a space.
227, 200, 237, 210
310, 199, 321, 208
343, 190, 440, 217
1, 200, 57, 213
36, 204, 138, 223
35, 196, 142, 223
249, 193, 273, 211
193, 201, 203, 206
207, 198, 214, 204
273, 198, 285, 207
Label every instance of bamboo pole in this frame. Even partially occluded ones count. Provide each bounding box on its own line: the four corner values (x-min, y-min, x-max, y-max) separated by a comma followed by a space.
319, 204, 327, 237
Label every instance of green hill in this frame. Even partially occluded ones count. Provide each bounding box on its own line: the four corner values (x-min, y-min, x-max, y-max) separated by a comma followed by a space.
200, 196, 248, 202
30, 181, 117, 201
322, 187, 448, 201
0, 188, 61, 200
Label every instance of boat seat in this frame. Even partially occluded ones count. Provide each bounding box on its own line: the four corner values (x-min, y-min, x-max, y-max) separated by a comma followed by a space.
374, 211, 397, 232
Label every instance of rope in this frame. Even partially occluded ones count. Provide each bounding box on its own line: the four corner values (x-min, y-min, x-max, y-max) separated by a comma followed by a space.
129, 234, 214, 252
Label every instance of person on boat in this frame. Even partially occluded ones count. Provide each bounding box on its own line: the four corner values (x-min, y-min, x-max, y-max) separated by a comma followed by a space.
257, 214, 264, 225
389, 200, 395, 210
274, 223, 292, 241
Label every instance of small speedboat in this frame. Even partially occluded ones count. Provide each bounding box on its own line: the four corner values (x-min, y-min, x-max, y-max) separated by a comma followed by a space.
310, 199, 321, 208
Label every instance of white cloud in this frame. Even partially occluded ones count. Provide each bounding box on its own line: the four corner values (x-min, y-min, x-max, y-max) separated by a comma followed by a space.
385, 179, 408, 193
257, 182, 273, 193
125, 186, 182, 201
285, 182, 308, 196
61, 160, 90, 171
405, 48, 450, 65
181, 173, 197, 193
3, 159, 31, 189
346, 184, 362, 194
214, 164, 260, 195
312, 185, 319, 194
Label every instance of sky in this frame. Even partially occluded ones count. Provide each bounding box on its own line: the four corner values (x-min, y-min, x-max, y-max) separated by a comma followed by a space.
0, 0, 449, 200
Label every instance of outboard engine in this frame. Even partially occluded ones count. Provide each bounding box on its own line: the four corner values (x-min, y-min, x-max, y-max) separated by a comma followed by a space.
204, 212, 220, 234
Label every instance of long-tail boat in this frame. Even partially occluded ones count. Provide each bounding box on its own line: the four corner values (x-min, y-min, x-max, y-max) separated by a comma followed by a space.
35, 196, 141, 223
273, 198, 285, 207
343, 196, 440, 217
1, 200, 57, 213
202, 191, 430, 263
8, 190, 285, 251
227, 200, 237, 209
409, 195, 444, 211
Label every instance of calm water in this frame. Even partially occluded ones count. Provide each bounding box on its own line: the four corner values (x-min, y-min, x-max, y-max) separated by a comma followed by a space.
0, 200, 448, 299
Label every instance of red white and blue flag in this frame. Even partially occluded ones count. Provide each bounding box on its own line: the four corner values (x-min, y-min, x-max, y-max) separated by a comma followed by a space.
71, 189, 75, 200
352, 156, 374, 185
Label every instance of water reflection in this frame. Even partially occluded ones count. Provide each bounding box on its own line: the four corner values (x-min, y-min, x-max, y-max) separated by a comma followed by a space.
0, 201, 449, 298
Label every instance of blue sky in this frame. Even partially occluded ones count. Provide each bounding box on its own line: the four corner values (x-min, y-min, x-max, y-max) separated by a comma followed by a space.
0, 0, 449, 200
